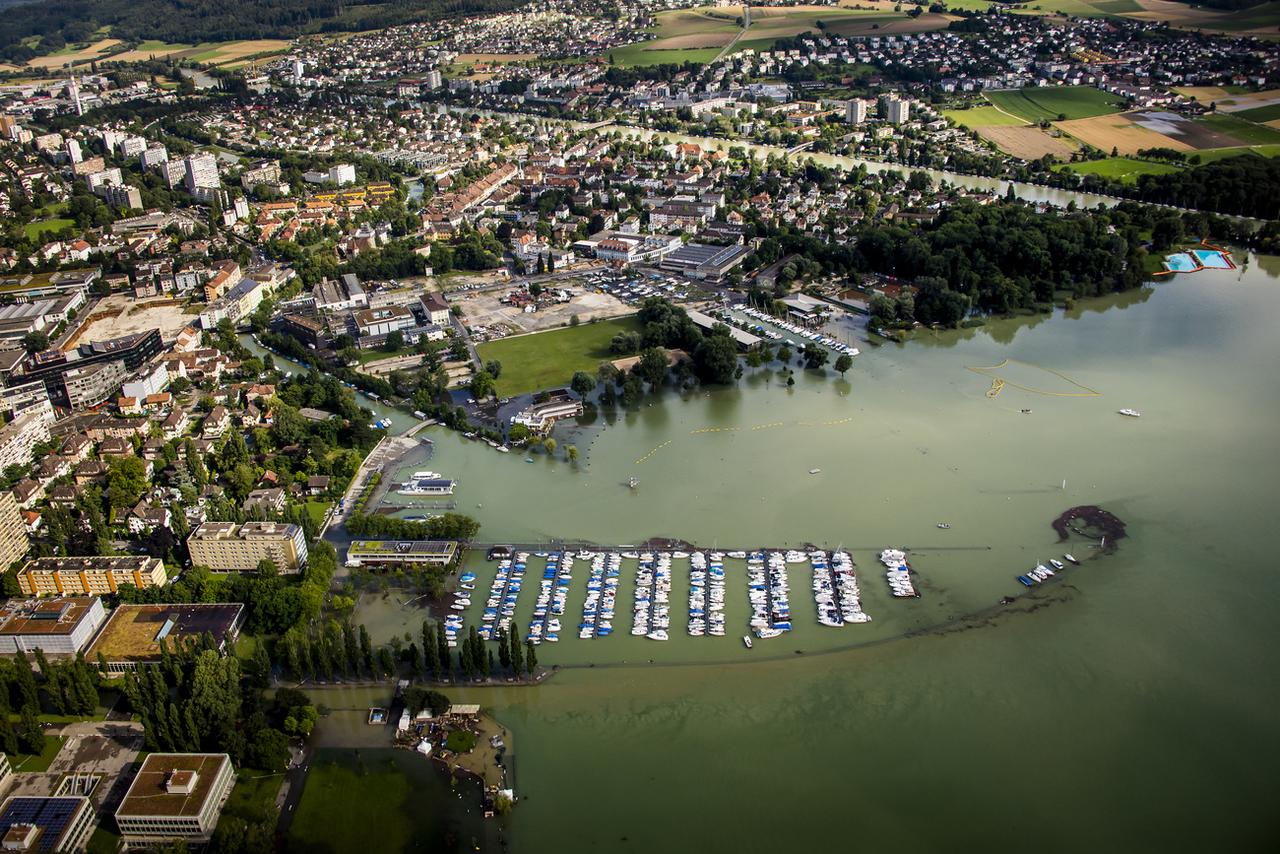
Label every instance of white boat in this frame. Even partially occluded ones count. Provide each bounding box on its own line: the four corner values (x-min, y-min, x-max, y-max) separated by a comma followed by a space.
1118, 408, 1141, 417
413, 471, 441, 479
1064, 554, 1079, 565
742, 635, 753, 649
1049, 559, 1065, 570
809, 468, 822, 475
646, 630, 669, 641
756, 627, 784, 639
937, 522, 951, 529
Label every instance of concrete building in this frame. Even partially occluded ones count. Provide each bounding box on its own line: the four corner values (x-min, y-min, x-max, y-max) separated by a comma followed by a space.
62, 360, 127, 410
239, 159, 280, 191
0, 796, 95, 853
424, 69, 442, 90
346, 540, 458, 568
0, 381, 52, 423
198, 277, 270, 329
0, 409, 51, 471
12, 328, 163, 407
16, 556, 168, 597
329, 163, 356, 186
95, 182, 142, 210
120, 364, 169, 401
187, 521, 308, 573
87, 604, 244, 673
115, 754, 234, 847
420, 292, 450, 326
885, 97, 911, 124
183, 153, 219, 194
313, 274, 367, 313
353, 306, 415, 339
510, 393, 584, 433
0, 597, 107, 655
686, 309, 761, 350
140, 146, 168, 170
846, 98, 867, 124
658, 243, 751, 282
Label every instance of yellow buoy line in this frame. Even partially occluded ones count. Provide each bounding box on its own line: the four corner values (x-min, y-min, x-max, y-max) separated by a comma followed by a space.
633, 440, 673, 465
966, 358, 1102, 398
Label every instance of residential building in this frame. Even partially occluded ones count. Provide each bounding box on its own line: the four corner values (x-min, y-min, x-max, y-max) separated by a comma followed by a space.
95, 182, 142, 210
239, 159, 281, 191
86, 604, 244, 673
115, 754, 234, 848
0, 596, 107, 655
203, 260, 241, 303
885, 97, 911, 124
846, 98, 868, 124
0, 409, 51, 471
62, 360, 127, 410
0, 797, 95, 853
186, 521, 308, 573
242, 488, 286, 516
140, 145, 169, 170
183, 153, 220, 194
16, 556, 168, 597
120, 364, 170, 400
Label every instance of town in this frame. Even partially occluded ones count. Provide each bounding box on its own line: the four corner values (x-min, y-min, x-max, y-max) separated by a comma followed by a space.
0, 0, 1275, 850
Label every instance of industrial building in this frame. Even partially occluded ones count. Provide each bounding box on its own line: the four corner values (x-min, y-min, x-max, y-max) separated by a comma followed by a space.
0, 796, 95, 853
658, 243, 751, 282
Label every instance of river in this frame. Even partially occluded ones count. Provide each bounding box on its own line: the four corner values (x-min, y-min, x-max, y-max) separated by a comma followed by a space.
339, 252, 1280, 852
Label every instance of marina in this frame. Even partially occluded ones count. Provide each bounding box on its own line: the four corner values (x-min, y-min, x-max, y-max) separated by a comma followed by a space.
527, 552, 571, 645
477, 553, 527, 641
879, 549, 920, 598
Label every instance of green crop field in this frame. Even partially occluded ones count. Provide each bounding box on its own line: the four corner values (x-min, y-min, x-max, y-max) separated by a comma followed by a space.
1059, 157, 1182, 182
1234, 104, 1280, 123
942, 105, 1028, 128
476, 316, 640, 397
608, 42, 725, 67
1192, 144, 1280, 164
984, 86, 1123, 123
1196, 113, 1280, 146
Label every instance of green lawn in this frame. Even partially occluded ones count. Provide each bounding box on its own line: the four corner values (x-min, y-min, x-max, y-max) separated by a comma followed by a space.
6, 737, 65, 772
86, 828, 121, 854
1234, 103, 1280, 123
942, 105, 1028, 128
1196, 112, 1280, 146
476, 316, 640, 397
24, 218, 75, 241
1059, 157, 1182, 182
288, 749, 475, 852
303, 500, 330, 528
224, 768, 284, 822
985, 86, 1123, 123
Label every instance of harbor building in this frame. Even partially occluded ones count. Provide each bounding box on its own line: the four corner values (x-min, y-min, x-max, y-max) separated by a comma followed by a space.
510, 392, 584, 434
86, 603, 244, 673
186, 521, 307, 573
0, 796, 95, 853
115, 754, 234, 848
16, 556, 168, 597
0, 597, 106, 655
685, 310, 761, 351
346, 540, 458, 568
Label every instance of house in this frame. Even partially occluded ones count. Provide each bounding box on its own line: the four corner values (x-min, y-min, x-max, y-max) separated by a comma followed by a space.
243, 487, 286, 516
201, 406, 230, 439
306, 475, 330, 496
98, 436, 133, 457
128, 500, 170, 535
74, 460, 108, 486
162, 409, 192, 440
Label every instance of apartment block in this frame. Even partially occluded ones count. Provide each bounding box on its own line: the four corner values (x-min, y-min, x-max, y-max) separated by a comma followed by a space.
16, 556, 168, 597
186, 521, 307, 573
0, 491, 29, 570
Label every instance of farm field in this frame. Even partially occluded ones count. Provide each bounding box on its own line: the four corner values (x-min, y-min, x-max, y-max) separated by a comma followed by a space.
942, 105, 1027, 127
608, 3, 950, 66
1195, 112, 1280, 146
984, 86, 1124, 122
1193, 144, 1280, 163
1054, 112, 1192, 155
977, 125, 1076, 159
25, 39, 121, 69
1059, 157, 1182, 182
938, 0, 1278, 32
476, 316, 641, 397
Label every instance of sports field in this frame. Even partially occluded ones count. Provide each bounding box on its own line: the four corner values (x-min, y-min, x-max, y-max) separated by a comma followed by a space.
1059, 157, 1182, 182
984, 86, 1124, 123
476, 316, 641, 397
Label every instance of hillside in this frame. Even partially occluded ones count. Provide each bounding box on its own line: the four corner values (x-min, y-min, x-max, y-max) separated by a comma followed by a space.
0, 0, 526, 62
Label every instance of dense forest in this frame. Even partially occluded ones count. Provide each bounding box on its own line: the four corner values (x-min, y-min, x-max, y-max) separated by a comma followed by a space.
0, 0, 525, 60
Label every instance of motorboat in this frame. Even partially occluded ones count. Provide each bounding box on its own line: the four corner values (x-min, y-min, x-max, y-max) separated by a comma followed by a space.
1118, 408, 1141, 417
1049, 559, 1065, 570
742, 635, 753, 649
937, 522, 951, 529
1064, 554, 1079, 565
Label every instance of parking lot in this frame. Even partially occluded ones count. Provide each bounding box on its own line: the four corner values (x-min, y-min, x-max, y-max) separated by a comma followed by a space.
455, 280, 632, 338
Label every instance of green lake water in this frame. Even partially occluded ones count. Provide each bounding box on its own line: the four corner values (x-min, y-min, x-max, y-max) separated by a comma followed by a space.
351, 255, 1280, 852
